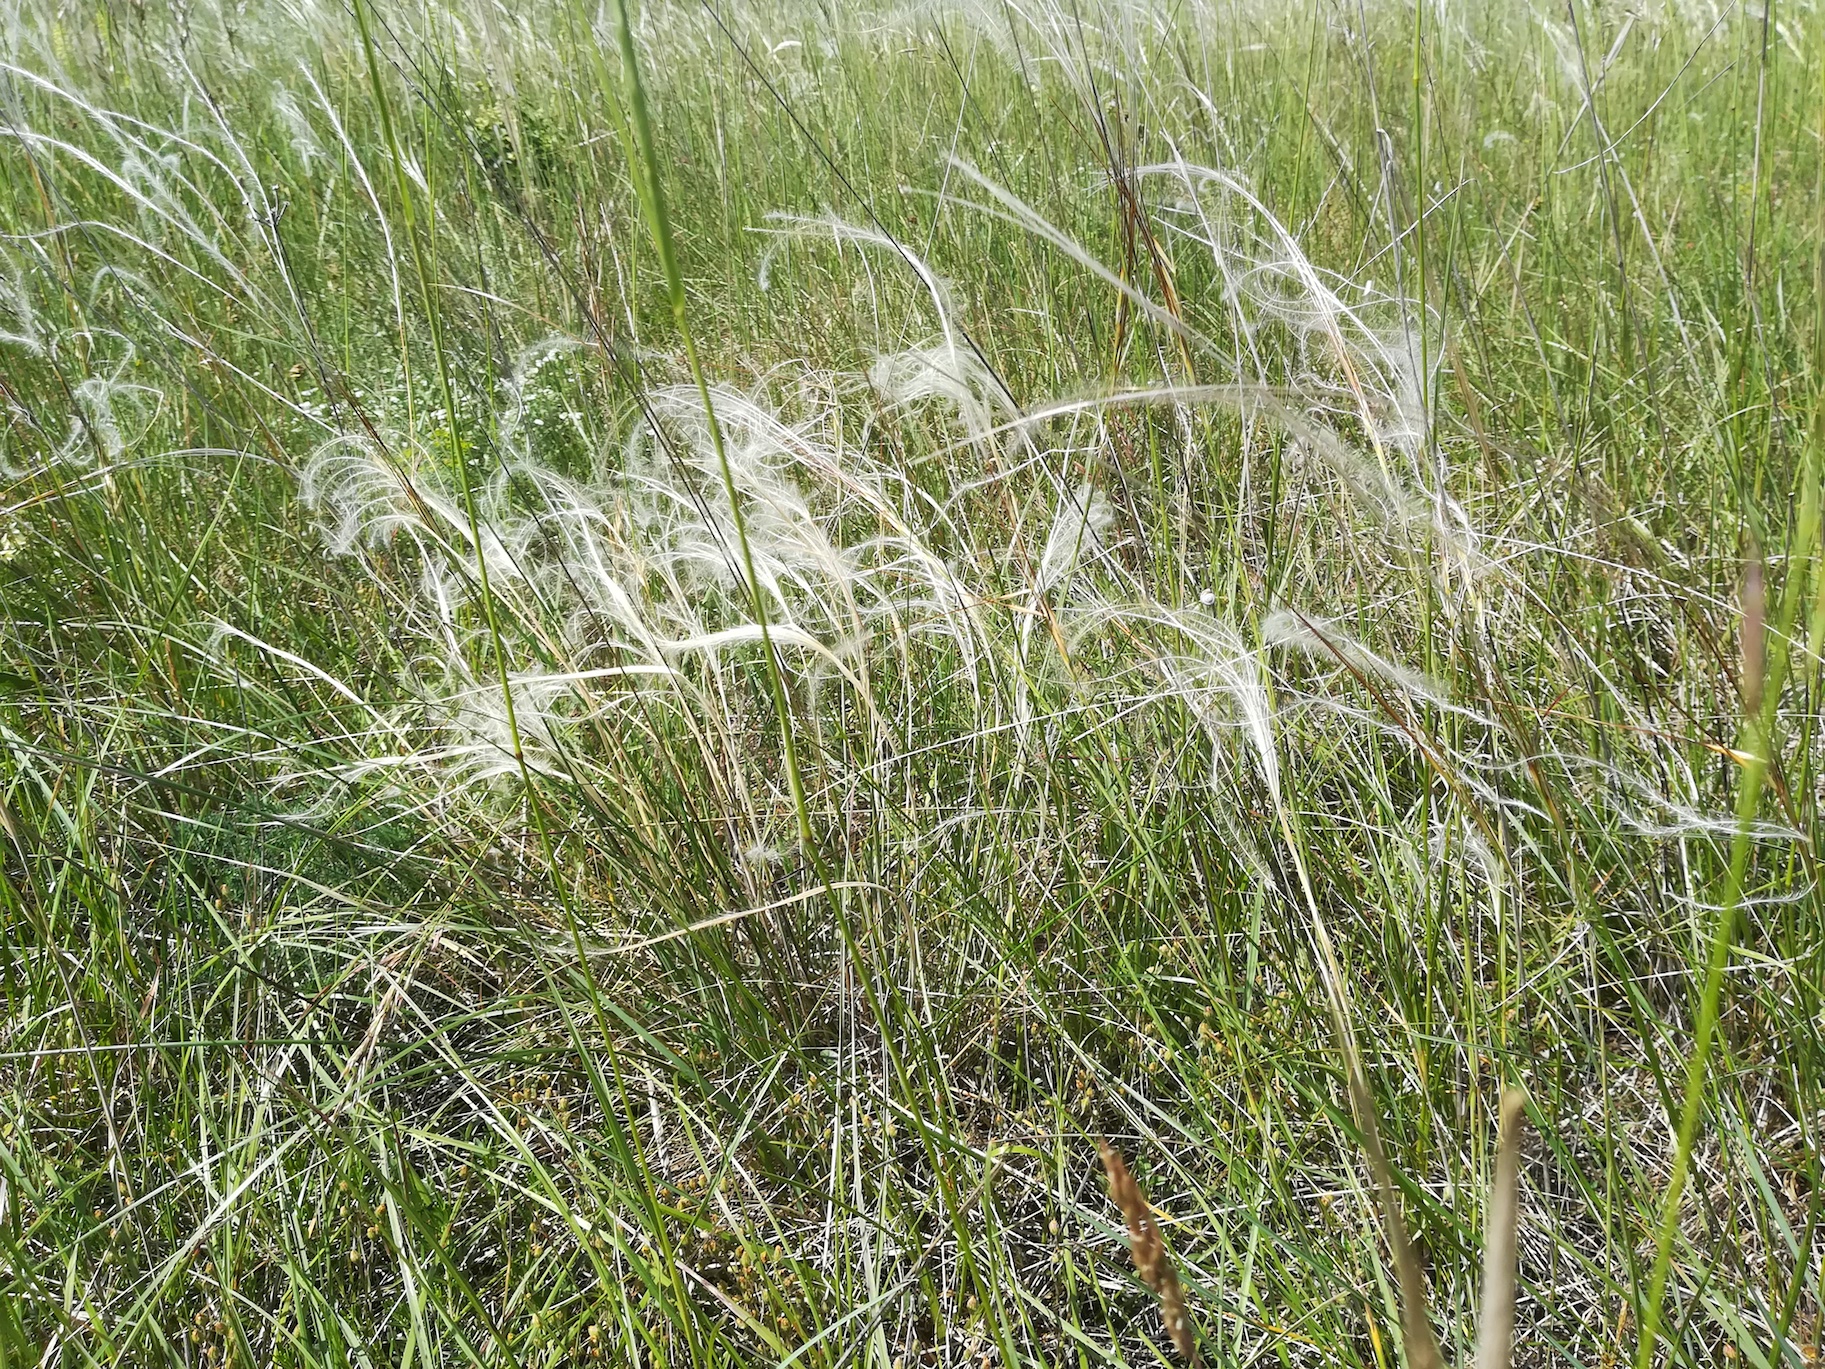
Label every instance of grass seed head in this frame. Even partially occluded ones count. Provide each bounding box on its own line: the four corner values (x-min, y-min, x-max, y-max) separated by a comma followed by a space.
1098, 1138, 1197, 1366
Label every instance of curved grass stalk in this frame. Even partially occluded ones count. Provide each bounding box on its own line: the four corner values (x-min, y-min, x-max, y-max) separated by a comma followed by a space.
1632, 283, 1825, 1369
351, 7, 703, 1361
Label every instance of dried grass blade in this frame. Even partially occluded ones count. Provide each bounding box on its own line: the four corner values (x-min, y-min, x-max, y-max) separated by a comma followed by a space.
1303, 904, 1445, 1369
1338, 1047, 1446, 1369
1474, 1089, 1529, 1369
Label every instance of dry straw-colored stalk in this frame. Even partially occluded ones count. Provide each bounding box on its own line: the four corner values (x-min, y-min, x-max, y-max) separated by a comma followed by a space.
1473, 1089, 1529, 1369
1351, 1082, 1531, 1369
1098, 1137, 1198, 1366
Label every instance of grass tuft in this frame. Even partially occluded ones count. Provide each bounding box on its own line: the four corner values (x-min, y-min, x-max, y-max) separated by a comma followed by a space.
2, 1, 1822, 1365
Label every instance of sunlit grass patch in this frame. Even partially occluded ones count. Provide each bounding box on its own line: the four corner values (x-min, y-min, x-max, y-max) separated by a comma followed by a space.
2, 1, 1822, 1365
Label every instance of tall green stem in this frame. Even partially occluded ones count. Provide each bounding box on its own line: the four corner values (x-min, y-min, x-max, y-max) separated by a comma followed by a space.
605, 0, 814, 851
597, 11, 1022, 1346
1633, 448, 1821, 1367
351, 10, 698, 1359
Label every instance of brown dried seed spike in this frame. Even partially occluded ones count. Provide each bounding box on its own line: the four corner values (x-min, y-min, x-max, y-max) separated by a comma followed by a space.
1741, 556, 1766, 716
1098, 1138, 1199, 1366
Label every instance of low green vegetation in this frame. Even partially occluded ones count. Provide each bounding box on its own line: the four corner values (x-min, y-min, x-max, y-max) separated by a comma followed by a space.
2, 0, 1822, 1364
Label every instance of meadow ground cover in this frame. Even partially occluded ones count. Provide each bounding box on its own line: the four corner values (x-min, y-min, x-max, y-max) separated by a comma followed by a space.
2, 0, 1823, 1364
